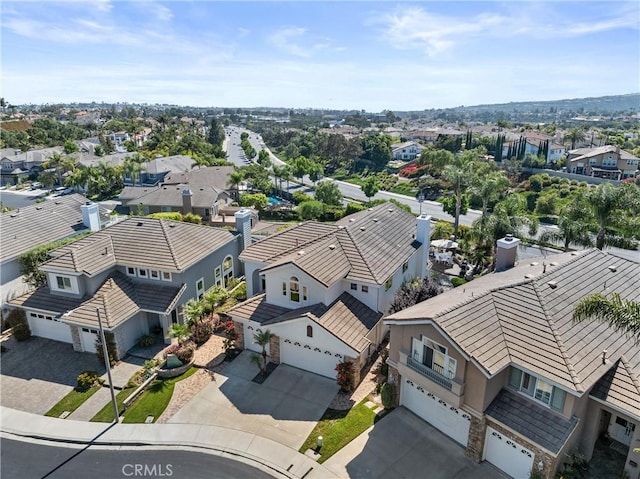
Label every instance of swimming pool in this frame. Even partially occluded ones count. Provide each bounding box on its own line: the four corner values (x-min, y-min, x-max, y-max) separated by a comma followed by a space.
268, 196, 282, 205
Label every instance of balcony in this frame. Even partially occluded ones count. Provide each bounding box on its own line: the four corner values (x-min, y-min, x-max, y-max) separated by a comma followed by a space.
407, 356, 452, 390
398, 351, 465, 404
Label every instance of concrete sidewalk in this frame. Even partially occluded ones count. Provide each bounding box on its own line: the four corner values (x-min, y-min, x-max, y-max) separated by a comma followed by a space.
0, 406, 338, 479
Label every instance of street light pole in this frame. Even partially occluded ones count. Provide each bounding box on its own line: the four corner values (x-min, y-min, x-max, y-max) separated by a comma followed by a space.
97, 308, 119, 423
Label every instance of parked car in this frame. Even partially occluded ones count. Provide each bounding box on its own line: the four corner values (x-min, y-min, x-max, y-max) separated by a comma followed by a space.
30, 182, 42, 190
52, 186, 73, 196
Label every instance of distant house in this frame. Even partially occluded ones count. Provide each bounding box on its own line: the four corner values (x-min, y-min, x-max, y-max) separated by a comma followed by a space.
391, 141, 425, 161
226, 203, 432, 382
119, 166, 234, 221
8, 213, 251, 359
0, 147, 62, 185
502, 138, 566, 163
0, 194, 110, 308
385, 240, 640, 479
567, 145, 639, 180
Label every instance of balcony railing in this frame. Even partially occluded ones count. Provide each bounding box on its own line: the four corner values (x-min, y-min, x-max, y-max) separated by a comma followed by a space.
407, 356, 452, 391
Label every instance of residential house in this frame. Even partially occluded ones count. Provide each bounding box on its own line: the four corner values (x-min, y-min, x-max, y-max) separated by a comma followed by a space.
0, 194, 111, 309
405, 130, 439, 143
0, 147, 62, 185
119, 166, 234, 221
8, 212, 251, 359
567, 145, 639, 180
226, 203, 432, 382
502, 138, 566, 163
385, 239, 639, 479
391, 141, 425, 161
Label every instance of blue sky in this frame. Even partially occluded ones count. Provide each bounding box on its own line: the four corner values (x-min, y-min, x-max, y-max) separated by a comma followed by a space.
2, 1, 638, 111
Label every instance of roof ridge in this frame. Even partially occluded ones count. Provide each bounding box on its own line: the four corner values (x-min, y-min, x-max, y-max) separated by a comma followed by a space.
619, 356, 640, 394
337, 228, 378, 282
532, 280, 583, 393
265, 225, 338, 262
159, 220, 181, 270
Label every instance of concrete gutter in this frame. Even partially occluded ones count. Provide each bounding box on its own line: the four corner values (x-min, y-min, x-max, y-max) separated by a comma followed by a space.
1, 406, 338, 479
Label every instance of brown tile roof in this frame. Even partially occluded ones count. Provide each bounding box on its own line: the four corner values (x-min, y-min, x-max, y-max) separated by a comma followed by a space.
226, 294, 291, 324
590, 359, 640, 420
0, 193, 101, 263
386, 249, 640, 398
240, 203, 420, 285
41, 217, 236, 274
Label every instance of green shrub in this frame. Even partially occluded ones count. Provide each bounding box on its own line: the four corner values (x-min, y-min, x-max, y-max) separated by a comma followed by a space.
137, 334, 156, 348
381, 382, 395, 409
345, 202, 366, 215
6, 309, 31, 341
182, 213, 202, 224
380, 362, 389, 378
451, 277, 467, 288
190, 319, 215, 344
176, 341, 196, 363
77, 370, 104, 391
292, 191, 312, 204
232, 282, 247, 301
147, 212, 182, 221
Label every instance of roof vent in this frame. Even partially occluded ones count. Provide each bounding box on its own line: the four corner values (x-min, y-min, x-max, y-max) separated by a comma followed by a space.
349, 219, 355, 222
169, 223, 176, 228
608, 265, 617, 272
571, 252, 579, 256
360, 227, 365, 231
368, 208, 373, 211
36, 206, 43, 210
9, 212, 18, 217
602, 350, 608, 365
547, 280, 558, 289
388, 208, 393, 212
137, 222, 144, 226
298, 250, 305, 255
550, 262, 558, 267
504, 234, 514, 242
530, 262, 539, 266
337, 225, 345, 229
524, 274, 534, 279
373, 218, 378, 222
328, 244, 336, 250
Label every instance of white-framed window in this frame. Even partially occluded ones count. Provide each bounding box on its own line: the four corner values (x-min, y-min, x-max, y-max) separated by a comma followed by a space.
290, 276, 300, 302
509, 367, 566, 411
384, 276, 393, 291
150, 270, 160, 280
196, 278, 205, 299
162, 271, 172, 282
126, 266, 136, 277
412, 336, 457, 379
56, 276, 72, 291
222, 256, 233, 286
137, 268, 148, 278
214, 266, 222, 287
361, 285, 369, 293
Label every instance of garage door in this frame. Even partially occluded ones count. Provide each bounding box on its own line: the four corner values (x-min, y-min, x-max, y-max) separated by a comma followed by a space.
401, 378, 470, 447
27, 312, 72, 343
80, 327, 98, 353
484, 427, 534, 479
280, 339, 342, 378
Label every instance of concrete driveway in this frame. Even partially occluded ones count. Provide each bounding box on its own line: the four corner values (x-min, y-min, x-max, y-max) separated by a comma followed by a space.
168, 351, 339, 449
323, 407, 507, 479
0, 337, 103, 415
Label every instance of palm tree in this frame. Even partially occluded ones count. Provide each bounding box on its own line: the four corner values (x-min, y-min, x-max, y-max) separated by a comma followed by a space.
185, 299, 206, 325
65, 164, 90, 192
168, 323, 191, 346
573, 293, 640, 344
539, 201, 594, 251
253, 329, 275, 375
565, 127, 586, 150
442, 151, 476, 238
227, 170, 244, 202
470, 171, 509, 219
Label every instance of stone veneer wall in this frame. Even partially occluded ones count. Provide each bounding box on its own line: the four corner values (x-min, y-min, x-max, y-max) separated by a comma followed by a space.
233, 320, 244, 349
345, 355, 363, 387
70, 325, 82, 352
270, 335, 280, 364
465, 414, 487, 463
387, 364, 401, 407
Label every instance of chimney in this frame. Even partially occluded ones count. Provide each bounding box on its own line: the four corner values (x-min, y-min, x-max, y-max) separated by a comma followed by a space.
182, 189, 193, 214
235, 208, 252, 250
495, 234, 520, 271
416, 214, 432, 278
80, 201, 101, 232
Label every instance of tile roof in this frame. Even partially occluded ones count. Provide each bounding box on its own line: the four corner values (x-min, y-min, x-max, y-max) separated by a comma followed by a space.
10, 272, 184, 330
0, 194, 103, 263
386, 249, 640, 398
568, 145, 639, 163
240, 203, 420, 285
226, 294, 291, 324
41, 217, 236, 273
486, 389, 578, 454
590, 359, 640, 420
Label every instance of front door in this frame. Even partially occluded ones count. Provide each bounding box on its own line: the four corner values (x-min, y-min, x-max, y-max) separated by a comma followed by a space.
610, 415, 636, 446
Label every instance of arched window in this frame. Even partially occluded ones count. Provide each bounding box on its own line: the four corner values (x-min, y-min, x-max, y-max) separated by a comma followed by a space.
222, 256, 233, 286
307, 325, 313, 338
290, 276, 300, 302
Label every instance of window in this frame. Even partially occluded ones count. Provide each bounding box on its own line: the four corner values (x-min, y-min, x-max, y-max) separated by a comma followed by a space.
56, 276, 72, 290
384, 276, 393, 291
138, 268, 147, 278
162, 271, 172, 282
302, 286, 308, 302
402, 261, 409, 273
222, 256, 234, 287
509, 367, 566, 411
214, 267, 222, 287
361, 285, 368, 293
307, 325, 313, 337
150, 270, 160, 280
412, 337, 457, 379
196, 278, 205, 299
127, 267, 136, 277
350, 283, 357, 291
290, 276, 300, 302
282, 281, 287, 296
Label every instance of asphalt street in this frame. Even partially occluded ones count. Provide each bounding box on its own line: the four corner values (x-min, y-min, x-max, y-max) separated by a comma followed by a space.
0, 437, 275, 479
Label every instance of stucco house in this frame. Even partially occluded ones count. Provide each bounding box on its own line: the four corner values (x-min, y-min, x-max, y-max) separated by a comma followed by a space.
502, 138, 566, 163
385, 239, 639, 479
119, 166, 234, 221
0, 194, 110, 309
0, 146, 62, 185
391, 141, 425, 161
226, 203, 432, 381
567, 145, 639, 180
8, 212, 252, 359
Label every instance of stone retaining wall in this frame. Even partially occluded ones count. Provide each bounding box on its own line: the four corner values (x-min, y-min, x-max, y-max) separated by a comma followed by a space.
157, 359, 195, 379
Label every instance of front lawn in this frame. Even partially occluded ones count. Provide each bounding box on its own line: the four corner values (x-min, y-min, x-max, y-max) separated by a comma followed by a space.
90, 386, 137, 423
45, 385, 101, 418
299, 400, 377, 463
122, 367, 197, 423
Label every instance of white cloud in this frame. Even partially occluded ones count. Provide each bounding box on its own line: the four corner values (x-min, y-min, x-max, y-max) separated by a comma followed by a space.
237, 27, 250, 38
267, 27, 310, 57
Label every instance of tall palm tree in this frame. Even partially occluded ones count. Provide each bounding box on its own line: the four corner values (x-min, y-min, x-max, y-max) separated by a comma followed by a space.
227, 170, 244, 202
470, 171, 509, 219
442, 151, 476, 238
65, 164, 90, 192
565, 127, 586, 150
573, 293, 640, 344
253, 329, 275, 375
539, 201, 594, 251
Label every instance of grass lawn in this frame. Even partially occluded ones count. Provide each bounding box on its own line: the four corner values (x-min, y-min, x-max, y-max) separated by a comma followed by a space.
299, 400, 377, 463
90, 386, 138, 423
122, 367, 198, 424
45, 386, 101, 418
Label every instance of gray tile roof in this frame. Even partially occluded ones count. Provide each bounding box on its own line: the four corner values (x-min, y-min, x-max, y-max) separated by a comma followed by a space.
590, 359, 640, 420
386, 249, 640, 397
240, 203, 420, 285
226, 294, 291, 324
486, 388, 578, 453
0, 194, 101, 263
41, 217, 236, 273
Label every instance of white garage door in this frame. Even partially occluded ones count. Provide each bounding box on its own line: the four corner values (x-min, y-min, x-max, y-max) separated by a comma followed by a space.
27, 312, 72, 343
401, 378, 470, 447
80, 327, 98, 353
280, 339, 341, 378
484, 427, 534, 479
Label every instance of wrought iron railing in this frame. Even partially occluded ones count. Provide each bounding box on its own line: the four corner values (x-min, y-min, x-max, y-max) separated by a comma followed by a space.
407, 356, 452, 391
